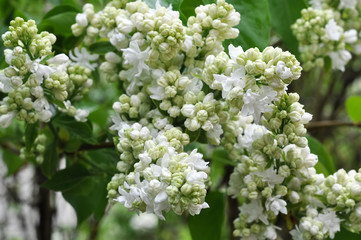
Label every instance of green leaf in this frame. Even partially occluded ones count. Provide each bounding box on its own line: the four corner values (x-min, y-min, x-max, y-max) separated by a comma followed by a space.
88, 105, 111, 128
188, 191, 225, 240
52, 114, 93, 141
42, 5, 80, 20
307, 135, 335, 176
88, 42, 117, 54
1, 149, 23, 176
25, 123, 38, 151
144, 0, 175, 8
333, 226, 361, 240
225, 0, 271, 51
268, 0, 306, 57
43, 163, 92, 191
44, 88, 66, 109
63, 174, 109, 222
41, 141, 58, 178
84, 148, 119, 175
180, 0, 203, 19
43, 163, 110, 222
212, 147, 235, 166
346, 96, 361, 122
38, 12, 77, 36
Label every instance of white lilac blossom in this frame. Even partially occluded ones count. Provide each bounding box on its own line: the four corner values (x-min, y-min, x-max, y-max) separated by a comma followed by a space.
69, 47, 99, 70
0, 17, 95, 128
325, 19, 341, 41
65, 0, 361, 237
292, 6, 359, 71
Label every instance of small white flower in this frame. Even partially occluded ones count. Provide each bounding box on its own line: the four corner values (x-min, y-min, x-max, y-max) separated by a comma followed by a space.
148, 85, 165, 100
213, 67, 245, 98
116, 16, 134, 34
130, 213, 158, 231
108, 29, 128, 50
329, 50, 351, 72
264, 226, 279, 240
254, 167, 284, 187
265, 195, 287, 215
228, 44, 244, 62
316, 208, 341, 239
30, 60, 56, 84
47, 54, 70, 71
309, 0, 322, 9
181, 104, 196, 117
339, 0, 357, 9
290, 225, 303, 240
276, 61, 293, 80
0, 112, 16, 128
237, 124, 269, 151
325, 19, 342, 41
121, 41, 150, 77
182, 35, 193, 52
69, 47, 99, 71
38, 109, 52, 122
344, 29, 358, 43
105, 52, 121, 63
75, 13, 88, 27
239, 199, 269, 224
0, 72, 13, 93
241, 86, 277, 123
75, 109, 89, 122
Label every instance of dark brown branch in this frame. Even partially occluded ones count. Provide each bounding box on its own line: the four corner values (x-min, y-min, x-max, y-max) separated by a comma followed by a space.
306, 120, 361, 130
0, 142, 20, 155
78, 142, 115, 151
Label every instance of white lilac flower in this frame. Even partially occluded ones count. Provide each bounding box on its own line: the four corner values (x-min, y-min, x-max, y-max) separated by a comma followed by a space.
0, 112, 16, 128
241, 86, 277, 123
108, 29, 128, 50
47, 54, 70, 71
276, 61, 293, 80
213, 67, 245, 98
237, 124, 268, 151
0, 73, 13, 93
325, 19, 342, 41
121, 41, 150, 77
265, 195, 287, 215
254, 167, 285, 187
30, 60, 56, 84
290, 225, 303, 240
239, 199, 269, 224
338, 0, 357, 9
129, 213, 158, 231
329, 50, 352, 72
75, 13, 88, 27
309, 0, 322, 9
344, 29, 358, 43
74, 109, 89, 122
264, 226, 280, 240
228, 44, 244, 62
316, 208, 341, 239
69, 47, 99, 70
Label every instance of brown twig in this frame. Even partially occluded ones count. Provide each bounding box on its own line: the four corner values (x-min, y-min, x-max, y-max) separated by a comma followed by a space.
305, 120, 361, 130
78, 142, 115, 151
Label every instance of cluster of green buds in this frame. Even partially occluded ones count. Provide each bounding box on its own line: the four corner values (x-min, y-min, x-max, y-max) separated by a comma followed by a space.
0, 17, 94, 128
292, 7, 358, 71
19, 134, 47, 164
317, 168, 361, 232
184, 0, 240, 68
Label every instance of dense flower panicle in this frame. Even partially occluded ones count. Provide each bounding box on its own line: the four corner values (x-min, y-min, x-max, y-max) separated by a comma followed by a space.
61, 0, 361, 237
292, 3, 360, 71
0, 18, 93, 128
